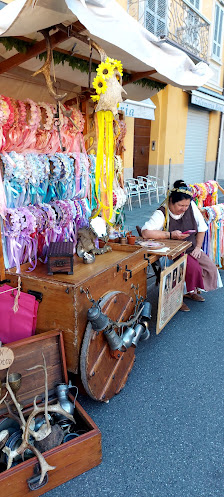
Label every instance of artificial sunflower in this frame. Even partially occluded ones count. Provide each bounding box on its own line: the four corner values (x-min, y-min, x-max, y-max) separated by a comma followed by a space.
106, 57, 123, 77
91, 94, 100, 102
96, 61, 114, 80
92, 75, 107, 94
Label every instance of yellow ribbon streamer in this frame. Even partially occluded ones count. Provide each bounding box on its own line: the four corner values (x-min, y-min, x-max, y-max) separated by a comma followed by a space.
94, 110, 114, 224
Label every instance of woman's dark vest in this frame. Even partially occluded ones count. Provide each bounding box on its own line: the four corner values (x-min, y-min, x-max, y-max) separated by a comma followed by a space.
158, 203, 198, 254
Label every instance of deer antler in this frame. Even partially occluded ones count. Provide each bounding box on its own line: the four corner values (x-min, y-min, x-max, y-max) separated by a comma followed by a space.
4, 400, 24, 428
2, 353, 75, 484
3, 442, 56, 484
32, 29, 67, 101
2, 401, 74, 482
26, 353, 51, 440
5, 369, 26, 429
0, 390, 8, 405
60, 103, 79, 130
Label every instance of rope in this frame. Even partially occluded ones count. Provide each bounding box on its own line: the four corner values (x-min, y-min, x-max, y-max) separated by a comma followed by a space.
12, 276, 21, 313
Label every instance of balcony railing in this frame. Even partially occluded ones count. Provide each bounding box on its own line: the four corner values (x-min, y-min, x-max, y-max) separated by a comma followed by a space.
167, 0, 210, 61
142, 0, 210, 62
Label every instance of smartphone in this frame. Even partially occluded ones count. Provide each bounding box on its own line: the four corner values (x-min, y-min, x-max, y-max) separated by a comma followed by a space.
182, 230, 196, 234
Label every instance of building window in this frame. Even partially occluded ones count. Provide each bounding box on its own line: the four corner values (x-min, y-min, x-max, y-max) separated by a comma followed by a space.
188, 0, 200, 10
212, 2, 224, 59
145, 0, 168, 37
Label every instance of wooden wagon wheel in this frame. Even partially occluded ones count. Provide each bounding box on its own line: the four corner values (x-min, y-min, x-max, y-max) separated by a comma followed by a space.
80, 291, 136, 402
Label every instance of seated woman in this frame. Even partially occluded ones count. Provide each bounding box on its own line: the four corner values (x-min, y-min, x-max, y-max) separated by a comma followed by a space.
141, 180, 222, 311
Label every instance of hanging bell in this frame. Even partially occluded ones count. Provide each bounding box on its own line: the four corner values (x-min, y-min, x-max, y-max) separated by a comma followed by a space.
140, 327, 150, 341
132, 322, 150, 347
140, 301, 152, 320
87, 305, 109, 331
121, 326, 136, 350
131, 323, 145, 347
104, 328, 123, 350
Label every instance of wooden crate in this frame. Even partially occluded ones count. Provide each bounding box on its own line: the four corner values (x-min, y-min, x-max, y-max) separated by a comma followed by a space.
47, 241, 73, 275
0, 331, 102, 497
7, 245, 148, 374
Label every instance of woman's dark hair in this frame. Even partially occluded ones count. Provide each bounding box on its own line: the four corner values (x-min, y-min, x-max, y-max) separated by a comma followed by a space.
169, 180, 192, 204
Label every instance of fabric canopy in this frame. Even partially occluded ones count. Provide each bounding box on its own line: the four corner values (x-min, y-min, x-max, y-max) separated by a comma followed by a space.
0, 0, 213, 94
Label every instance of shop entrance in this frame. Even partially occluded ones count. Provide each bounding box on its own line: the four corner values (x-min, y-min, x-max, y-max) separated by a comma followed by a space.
183, 107, 209, 184
133, 118, 151, 178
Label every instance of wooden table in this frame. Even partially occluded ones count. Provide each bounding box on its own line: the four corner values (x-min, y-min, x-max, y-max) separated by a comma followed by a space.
145, 239, 192, 263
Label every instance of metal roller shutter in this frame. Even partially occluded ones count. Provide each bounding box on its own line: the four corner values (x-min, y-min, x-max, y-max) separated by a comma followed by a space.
183, 107, 209, 184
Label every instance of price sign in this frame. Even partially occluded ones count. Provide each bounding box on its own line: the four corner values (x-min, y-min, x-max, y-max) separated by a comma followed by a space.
0, 347, 14, 370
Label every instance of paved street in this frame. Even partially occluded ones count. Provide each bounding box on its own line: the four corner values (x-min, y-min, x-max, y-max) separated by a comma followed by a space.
44, 190, 224, 497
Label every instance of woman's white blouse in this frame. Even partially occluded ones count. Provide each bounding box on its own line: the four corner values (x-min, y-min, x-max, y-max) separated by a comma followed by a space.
142, 201, 208, 232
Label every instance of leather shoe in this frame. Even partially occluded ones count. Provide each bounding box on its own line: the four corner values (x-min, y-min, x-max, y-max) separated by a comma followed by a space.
184, 293, 205, 302
180, 302, 190, 312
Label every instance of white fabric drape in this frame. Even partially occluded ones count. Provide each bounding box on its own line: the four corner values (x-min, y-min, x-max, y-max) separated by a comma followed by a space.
0, 0, 213, 90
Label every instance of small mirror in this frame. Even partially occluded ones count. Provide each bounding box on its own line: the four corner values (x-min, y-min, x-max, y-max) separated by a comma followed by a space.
89, 216, 108, 238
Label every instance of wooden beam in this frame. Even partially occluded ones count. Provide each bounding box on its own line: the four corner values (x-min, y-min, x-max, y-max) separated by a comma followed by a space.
123, 70, 157, 86
0, 29, 69, 75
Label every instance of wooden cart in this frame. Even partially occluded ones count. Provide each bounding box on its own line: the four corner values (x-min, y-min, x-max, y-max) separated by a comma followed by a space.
2, 244, 148, 401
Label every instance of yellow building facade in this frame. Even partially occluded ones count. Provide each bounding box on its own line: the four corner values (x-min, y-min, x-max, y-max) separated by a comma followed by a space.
118, 0, 224, 185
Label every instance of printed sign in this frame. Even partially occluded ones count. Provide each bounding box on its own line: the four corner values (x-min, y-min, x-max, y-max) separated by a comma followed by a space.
156, 255, 187, 335
0, 347, 14, 370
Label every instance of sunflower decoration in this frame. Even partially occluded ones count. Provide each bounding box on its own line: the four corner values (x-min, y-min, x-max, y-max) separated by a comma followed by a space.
91, 94, 100, 103
96, 61, 114, 80
91, 51, 126, 225
105, 57, 123, 77
92, 75, 107, 95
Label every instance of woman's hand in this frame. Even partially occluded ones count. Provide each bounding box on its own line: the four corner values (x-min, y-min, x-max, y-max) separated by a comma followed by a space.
171, 230, 190, 240
191, 246, 201, 259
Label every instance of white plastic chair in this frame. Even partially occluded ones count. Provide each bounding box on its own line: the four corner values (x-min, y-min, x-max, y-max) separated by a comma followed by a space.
124, 178, 141, 210
137, 176, 152, 205
157, 178, 167, 198
146, 175, 159, 203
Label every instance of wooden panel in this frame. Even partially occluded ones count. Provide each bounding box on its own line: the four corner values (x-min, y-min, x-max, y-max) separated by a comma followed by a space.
80, 291, 136, 401
134, 118, 151, 178
0, 331, 67, 415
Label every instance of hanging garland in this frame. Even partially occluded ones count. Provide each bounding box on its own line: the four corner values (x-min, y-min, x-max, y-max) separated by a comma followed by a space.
0, 37, 165, 92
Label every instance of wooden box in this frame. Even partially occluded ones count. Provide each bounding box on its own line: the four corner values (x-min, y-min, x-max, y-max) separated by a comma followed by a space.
7, 245, 148, 375
0, 331, 102, 497
47, 242, 73, 275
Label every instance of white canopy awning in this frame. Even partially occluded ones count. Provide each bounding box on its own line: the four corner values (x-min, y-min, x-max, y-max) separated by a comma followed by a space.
119, 99, 156, 120
0, 0, 213, 96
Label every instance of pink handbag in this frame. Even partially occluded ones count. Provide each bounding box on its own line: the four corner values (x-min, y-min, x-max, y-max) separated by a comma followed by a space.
0, 284, 39, 344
